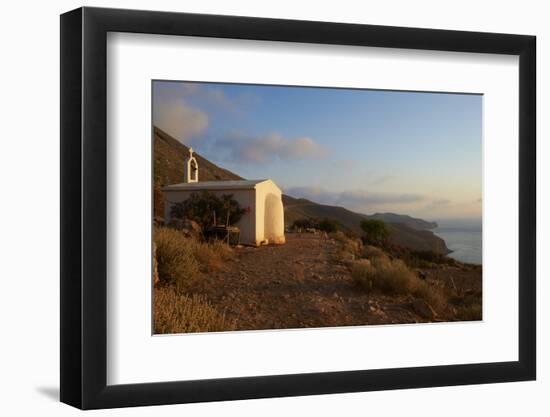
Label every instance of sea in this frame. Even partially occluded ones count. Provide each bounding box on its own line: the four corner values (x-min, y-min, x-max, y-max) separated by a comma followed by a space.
432, 220, 482, 265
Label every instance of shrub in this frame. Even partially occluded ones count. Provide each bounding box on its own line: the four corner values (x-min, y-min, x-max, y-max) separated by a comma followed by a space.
292, 218, 317, 229
352, 257, 416, 295
318, 218, 339, 233
360, 219, 390, 245
331, 231, 363, 262
292, 217, 340, 233
154, 227, 199, 291
352, 257, 448, 314
154, 227, 234, 290
192, 238, 233, 273
413, 280, 447, 313
154, 287, 236, 333
170, 191, 245, 230
361, 245, 387, 261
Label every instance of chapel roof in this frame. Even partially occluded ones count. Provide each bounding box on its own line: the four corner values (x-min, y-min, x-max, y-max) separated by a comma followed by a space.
162, 179, 272, 192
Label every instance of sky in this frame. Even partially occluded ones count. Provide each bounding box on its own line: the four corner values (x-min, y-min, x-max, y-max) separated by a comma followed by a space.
153, 80, 482, 223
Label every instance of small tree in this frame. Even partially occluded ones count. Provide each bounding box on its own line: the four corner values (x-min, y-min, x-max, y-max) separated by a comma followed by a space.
360, 219, 390, 245
170, 191, 245, 230
292, 218, 317, 230
318, 218, 339, 233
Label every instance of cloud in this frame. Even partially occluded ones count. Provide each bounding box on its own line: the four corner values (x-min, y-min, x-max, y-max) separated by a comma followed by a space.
368, 174, 395, 186
284, 186, 425, 208
215, 133, 327, 163
331, 159, 359, 170
153, 99, 208, 144
154, 81, 259, 113
422, 198, 452, 211
431, 198, 452, 206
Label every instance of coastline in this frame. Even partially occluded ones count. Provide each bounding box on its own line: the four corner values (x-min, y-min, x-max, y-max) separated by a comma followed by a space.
432, 225, 482, 265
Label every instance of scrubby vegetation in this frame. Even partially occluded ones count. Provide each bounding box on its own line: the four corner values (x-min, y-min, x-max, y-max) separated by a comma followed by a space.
351, 256, 447, 314
331, 231, 362, 263
328, 228, 481, 321
154, 227, 200, 292
292, 217, 340, 233
361, 244, 386, 261
360, 219, 390, 244
154, 287, 236, 334
318, 218, 340, 233
170, 191, 245, 230
380, 244, 458, 269
153, 227, 236, 333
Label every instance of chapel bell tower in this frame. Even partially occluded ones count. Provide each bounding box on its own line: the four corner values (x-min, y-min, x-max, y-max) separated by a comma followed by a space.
184, 148, 199, 183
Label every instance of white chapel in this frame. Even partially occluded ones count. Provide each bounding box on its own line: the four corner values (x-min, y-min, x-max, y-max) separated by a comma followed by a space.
163, 148, 286, 246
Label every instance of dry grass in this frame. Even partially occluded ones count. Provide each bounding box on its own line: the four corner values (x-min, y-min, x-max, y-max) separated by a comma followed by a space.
352, 256, 448, 314
413, 280, 447, 313
361, 245, 387, 261
454, 303, 482, 321
192, 238, 234, 272
331, 231, 363, 263
154, 227, 200, 291
352, 257, 413, 294
154, 227, 233, 290
154, 287, 236, 334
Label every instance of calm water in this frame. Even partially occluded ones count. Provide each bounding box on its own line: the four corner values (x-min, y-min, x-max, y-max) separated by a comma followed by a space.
433, 222, 482, 265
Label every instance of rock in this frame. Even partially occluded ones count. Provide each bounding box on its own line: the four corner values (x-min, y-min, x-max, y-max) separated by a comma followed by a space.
412, 299, 437, 320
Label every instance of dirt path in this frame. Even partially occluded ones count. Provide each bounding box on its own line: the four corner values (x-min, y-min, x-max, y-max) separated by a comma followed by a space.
194, 233, 425, 330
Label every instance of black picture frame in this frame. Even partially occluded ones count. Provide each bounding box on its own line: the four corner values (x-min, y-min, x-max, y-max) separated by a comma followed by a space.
60, 6, 536, 410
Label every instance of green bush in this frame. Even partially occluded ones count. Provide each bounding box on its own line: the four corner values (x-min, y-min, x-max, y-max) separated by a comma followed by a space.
292, 218, 317, 229
360, 219, 390, 245
170, 191, 245, 230
318, 218, 339, 233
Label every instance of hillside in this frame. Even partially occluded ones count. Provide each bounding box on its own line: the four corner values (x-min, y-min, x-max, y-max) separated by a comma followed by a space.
282, 195, 448, 253
154, 126, 242, 187
153, 126, 449, 254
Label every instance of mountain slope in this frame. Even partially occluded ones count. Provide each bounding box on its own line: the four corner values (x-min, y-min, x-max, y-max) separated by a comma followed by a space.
153, 126, 449, 253
154, 126, 242, 187
282, 195, 448, 253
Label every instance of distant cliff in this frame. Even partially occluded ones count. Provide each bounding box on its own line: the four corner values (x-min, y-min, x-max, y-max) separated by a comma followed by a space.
367, 212, 438, 230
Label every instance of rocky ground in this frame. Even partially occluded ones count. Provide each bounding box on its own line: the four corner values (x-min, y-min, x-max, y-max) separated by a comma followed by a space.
189, 233, 482, 331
